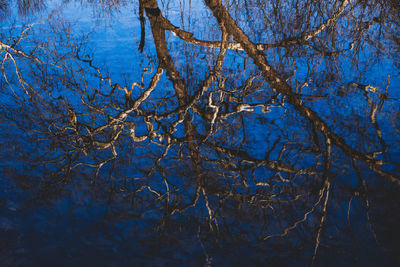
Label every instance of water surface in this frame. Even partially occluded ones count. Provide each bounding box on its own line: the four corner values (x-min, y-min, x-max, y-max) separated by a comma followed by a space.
1, 0, 400, 266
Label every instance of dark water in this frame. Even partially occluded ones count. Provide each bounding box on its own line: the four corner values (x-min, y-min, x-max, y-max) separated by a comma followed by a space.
1, 0, 400, 266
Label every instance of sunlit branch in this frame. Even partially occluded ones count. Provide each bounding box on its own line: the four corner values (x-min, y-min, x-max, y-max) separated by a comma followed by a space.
204, 0, 400, 185
204, 140, 318, 175
143, 0, 352, 54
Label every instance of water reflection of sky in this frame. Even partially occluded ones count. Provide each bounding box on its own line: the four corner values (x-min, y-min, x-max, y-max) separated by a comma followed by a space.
1, 0, 400, 266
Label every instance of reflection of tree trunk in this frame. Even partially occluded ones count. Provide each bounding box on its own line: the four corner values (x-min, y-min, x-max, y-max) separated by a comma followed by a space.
143, 0, 226, 162
142, 1, 208, 222
145, 7, 188, 105
143, 1, 233, 226
204, 0, 400, 184
143, 0, 201, 169
138, 1, 145, 52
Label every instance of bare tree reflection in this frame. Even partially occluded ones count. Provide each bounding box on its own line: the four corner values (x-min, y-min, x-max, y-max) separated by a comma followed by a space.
1, 0, 400, 265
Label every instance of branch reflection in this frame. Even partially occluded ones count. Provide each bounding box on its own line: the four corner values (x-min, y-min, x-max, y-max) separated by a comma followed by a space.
1, 0, 400, 265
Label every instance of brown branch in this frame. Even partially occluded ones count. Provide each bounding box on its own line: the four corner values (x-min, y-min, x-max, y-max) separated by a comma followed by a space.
204, 0, 400, 185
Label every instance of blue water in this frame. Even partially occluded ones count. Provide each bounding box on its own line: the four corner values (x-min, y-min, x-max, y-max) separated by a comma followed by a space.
1, 0, 400, 266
